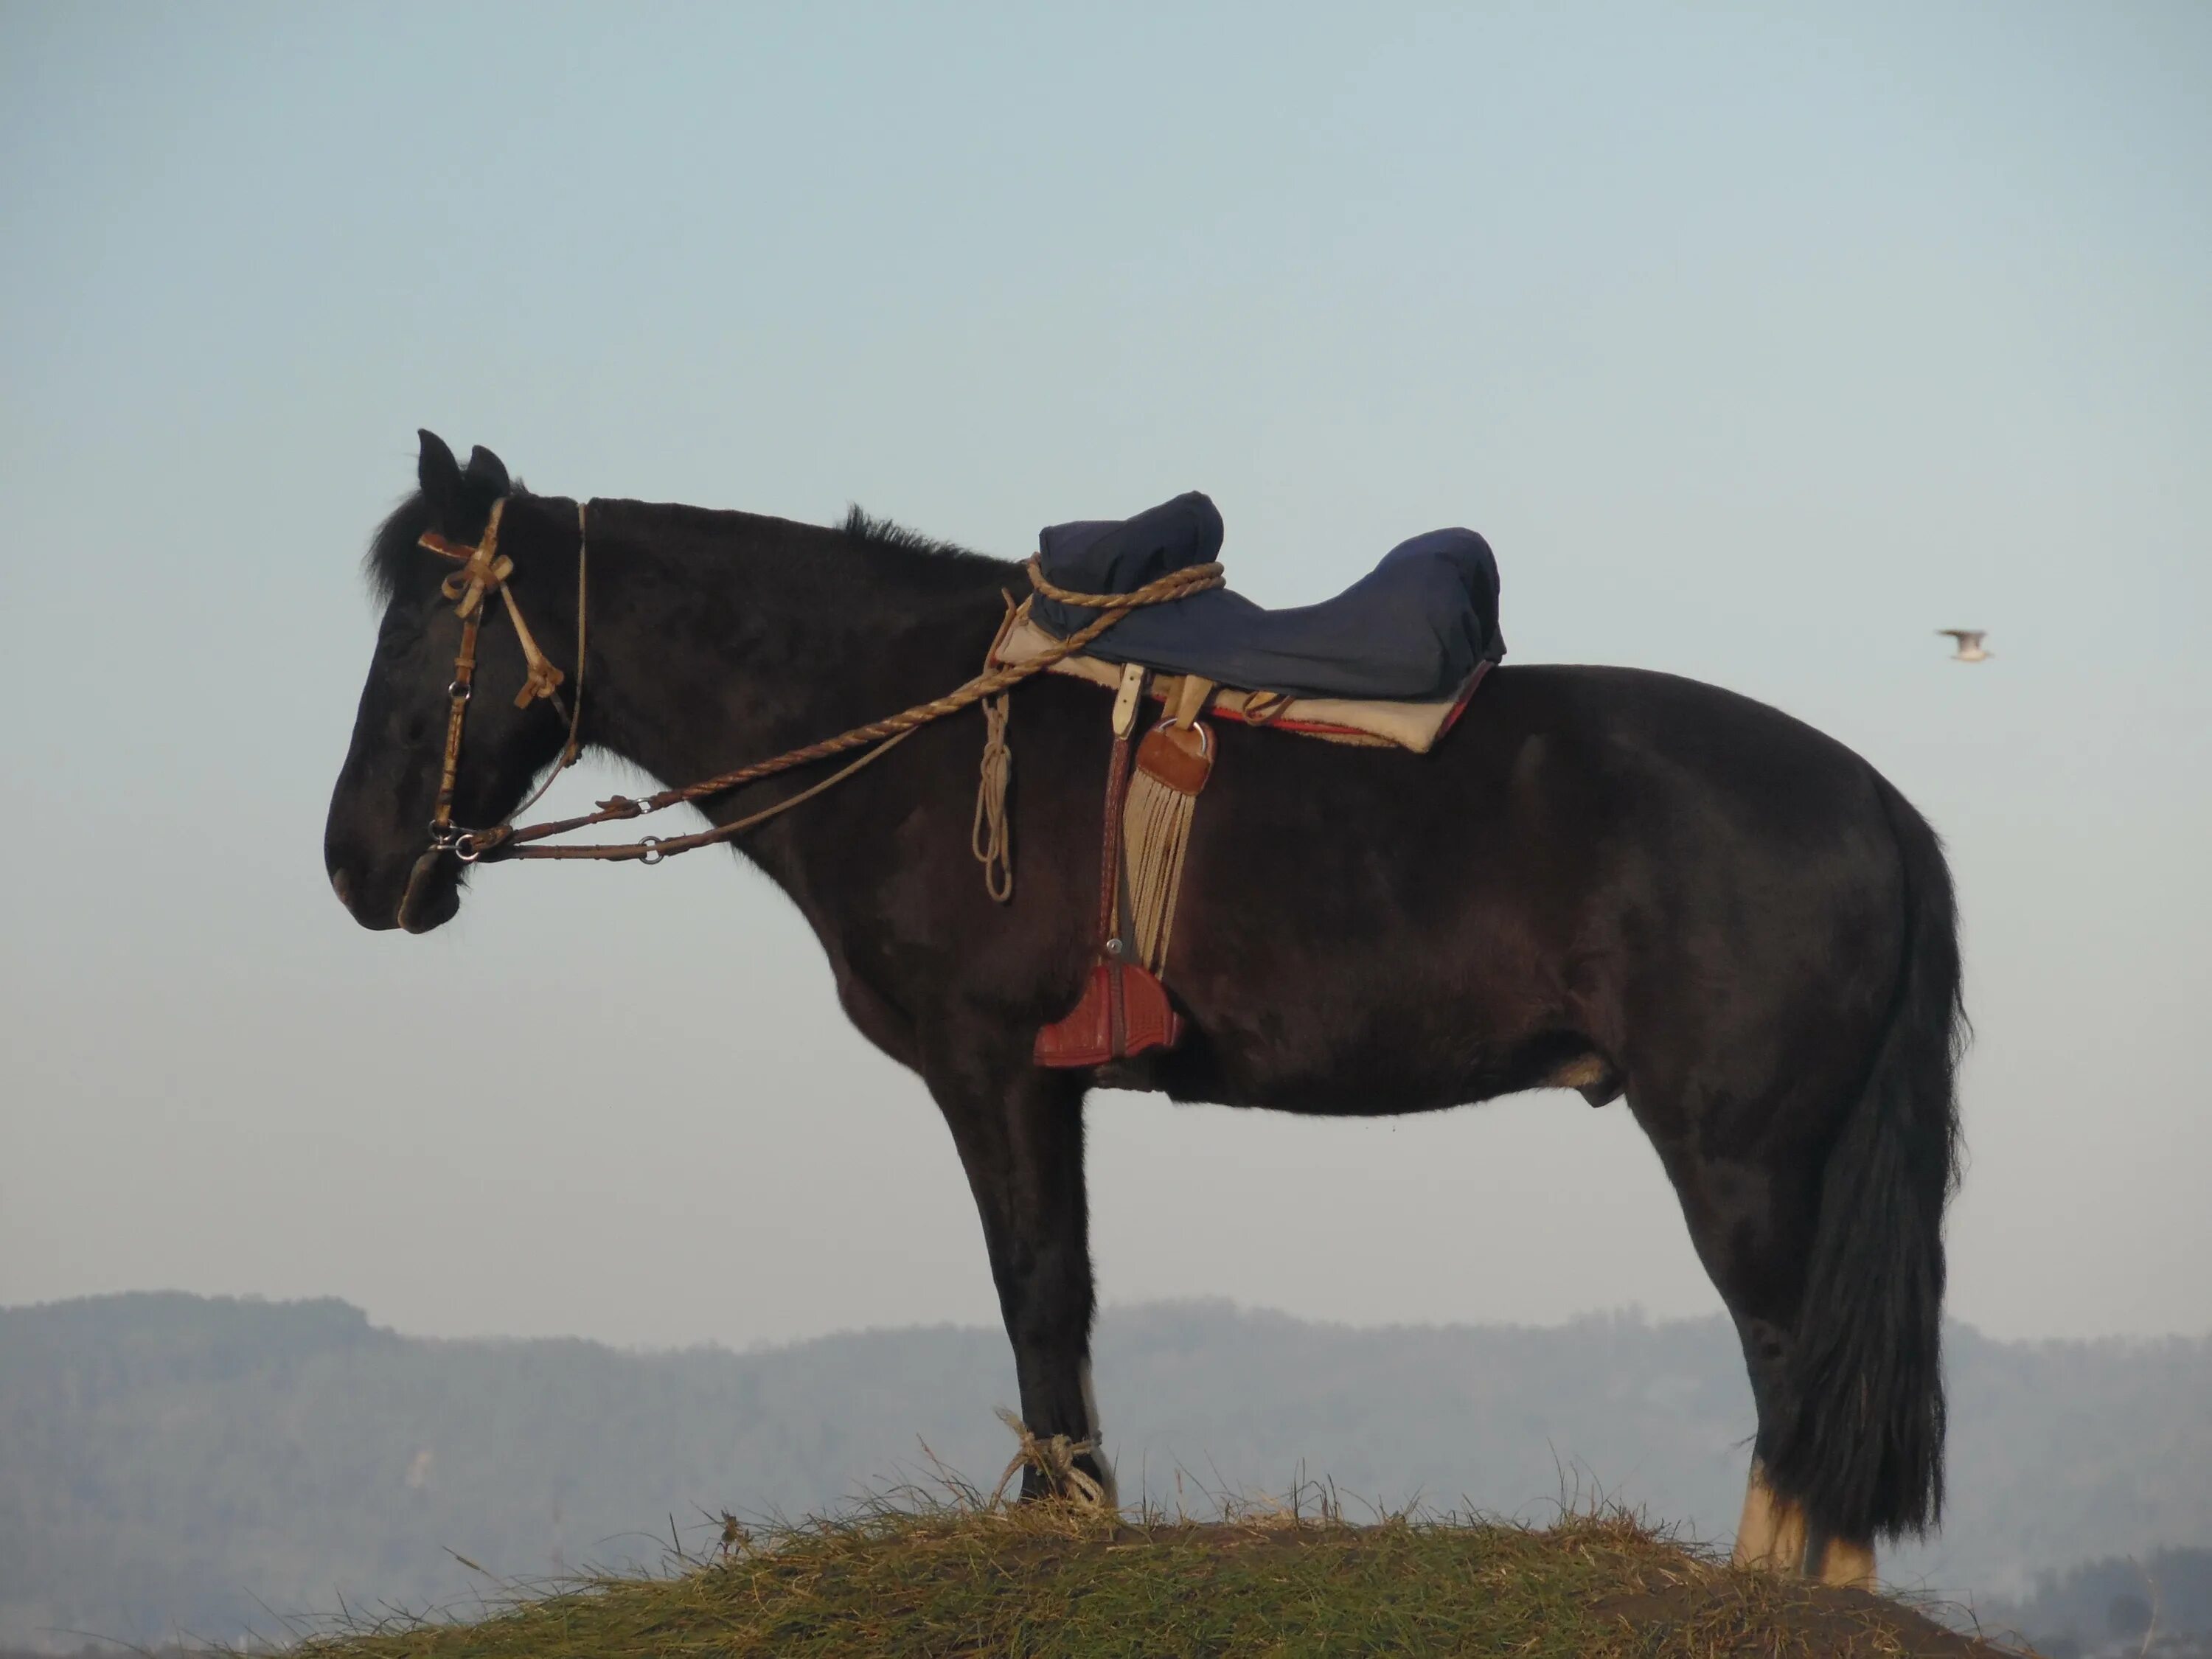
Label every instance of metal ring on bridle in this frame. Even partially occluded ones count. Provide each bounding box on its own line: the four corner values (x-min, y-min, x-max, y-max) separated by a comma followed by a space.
638, 836, 664, 865
447, 680, 473, 701
454, 832, 487, 863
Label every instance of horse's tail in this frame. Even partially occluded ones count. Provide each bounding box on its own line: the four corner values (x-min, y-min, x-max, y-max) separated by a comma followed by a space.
1766, 773, 1965, 1540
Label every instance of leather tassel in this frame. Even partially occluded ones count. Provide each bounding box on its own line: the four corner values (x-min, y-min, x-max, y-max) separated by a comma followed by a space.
1123, 716, 1211, 973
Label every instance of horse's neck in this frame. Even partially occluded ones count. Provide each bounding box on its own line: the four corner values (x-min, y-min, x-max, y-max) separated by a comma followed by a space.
585, 504, 1010, 801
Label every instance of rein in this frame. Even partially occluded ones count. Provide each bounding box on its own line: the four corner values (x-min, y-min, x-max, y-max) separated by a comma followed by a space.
407, 496, 1223, 878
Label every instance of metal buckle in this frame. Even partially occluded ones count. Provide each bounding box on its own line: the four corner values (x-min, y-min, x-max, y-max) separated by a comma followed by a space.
639, 836, 664, 866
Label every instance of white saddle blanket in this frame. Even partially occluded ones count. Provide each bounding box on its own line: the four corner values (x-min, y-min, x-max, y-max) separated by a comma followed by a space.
993, 613, 1486, 753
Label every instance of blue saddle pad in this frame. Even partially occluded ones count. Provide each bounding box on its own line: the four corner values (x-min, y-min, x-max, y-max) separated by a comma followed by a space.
1033, 492, 1504, 703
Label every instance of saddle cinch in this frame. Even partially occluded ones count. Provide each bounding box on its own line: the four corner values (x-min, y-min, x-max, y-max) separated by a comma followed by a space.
995, 493, 1505, 1068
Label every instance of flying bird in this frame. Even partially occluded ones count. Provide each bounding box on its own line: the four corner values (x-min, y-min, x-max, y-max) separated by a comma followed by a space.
1937, 629, 1991, 663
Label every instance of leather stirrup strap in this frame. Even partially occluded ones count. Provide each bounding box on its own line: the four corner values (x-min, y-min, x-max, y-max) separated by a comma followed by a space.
1034, 661, 1184, 1068
1096, 663, 1146, 949
1170, 673, 1214, 728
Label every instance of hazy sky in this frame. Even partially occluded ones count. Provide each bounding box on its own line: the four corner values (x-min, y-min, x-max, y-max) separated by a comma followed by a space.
4, 2, 2207, 1351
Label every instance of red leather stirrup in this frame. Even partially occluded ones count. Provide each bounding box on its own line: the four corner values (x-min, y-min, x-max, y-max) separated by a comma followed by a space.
1034, 958, 1183, 1067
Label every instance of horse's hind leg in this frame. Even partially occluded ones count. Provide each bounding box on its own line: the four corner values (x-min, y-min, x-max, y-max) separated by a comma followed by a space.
1727, 1305, 1815, 1574
925, 1042, 1113, 1505
1732, 1459, 1876, 1584
1733, 1458, 1809, 1573
1648, 1138, 1877, 1585
1805, 1528, 1878, 1588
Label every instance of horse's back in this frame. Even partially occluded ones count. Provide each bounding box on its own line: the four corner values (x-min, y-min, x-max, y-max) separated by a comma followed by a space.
1158, 661, 1910, 1115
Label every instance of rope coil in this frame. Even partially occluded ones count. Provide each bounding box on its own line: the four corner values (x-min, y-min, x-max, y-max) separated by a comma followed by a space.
971, 691, 1014, 900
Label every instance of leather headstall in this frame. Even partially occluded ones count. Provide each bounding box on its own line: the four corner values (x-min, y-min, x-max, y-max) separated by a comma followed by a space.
411, 497, 588, 869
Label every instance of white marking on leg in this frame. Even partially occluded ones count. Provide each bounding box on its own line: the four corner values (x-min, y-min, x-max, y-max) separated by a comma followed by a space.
1079, 1357, 1119, 1509
1079, 1357, 1102, 1441
1809, 1534, 1877, 1589
1733, 1460, 1809, 1575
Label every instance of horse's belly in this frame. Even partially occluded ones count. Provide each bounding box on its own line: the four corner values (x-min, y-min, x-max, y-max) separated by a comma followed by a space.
1131, 955, 1572, 1116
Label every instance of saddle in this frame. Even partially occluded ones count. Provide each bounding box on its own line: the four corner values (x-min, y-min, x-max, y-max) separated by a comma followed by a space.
1003, 492, 1501, 752
1010, 494, 1506, 1069
1034, 491, 1503, 700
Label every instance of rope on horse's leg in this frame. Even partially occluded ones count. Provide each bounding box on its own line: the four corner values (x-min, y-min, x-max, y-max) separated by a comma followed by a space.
990, 1405, 1107, 1509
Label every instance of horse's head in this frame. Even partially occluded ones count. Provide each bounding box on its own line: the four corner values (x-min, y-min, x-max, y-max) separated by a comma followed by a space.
325, 431, 576, 932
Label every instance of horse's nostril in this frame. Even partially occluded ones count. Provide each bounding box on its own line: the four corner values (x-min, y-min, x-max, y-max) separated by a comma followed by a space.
330, 868, 353, 907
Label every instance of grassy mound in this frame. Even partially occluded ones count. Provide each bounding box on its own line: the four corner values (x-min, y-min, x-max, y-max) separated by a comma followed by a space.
298, 1503, 2022, 1658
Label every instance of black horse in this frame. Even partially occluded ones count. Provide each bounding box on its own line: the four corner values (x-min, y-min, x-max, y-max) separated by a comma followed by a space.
327, 434, 1962, 1585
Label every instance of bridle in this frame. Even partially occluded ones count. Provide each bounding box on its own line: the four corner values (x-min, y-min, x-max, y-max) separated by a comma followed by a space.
391, 493, 1222, 925
394, 495, 588, 928
417, 496, 589, 848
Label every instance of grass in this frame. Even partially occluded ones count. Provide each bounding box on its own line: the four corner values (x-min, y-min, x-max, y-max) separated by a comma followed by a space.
293, 1492, 2025, 1659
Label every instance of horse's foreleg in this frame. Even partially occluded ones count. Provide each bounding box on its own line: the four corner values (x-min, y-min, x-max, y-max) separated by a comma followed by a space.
928, 1050, 1113, 1505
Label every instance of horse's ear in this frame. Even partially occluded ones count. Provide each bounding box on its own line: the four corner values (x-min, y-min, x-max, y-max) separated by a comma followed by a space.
465, 445, 511, 498
418, 429, 462, 508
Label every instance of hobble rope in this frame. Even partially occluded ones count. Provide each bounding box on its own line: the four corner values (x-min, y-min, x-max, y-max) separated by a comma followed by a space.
989, 1406, 1109, 1510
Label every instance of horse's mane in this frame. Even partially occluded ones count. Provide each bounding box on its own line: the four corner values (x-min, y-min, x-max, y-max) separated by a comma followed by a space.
837, 506, 1016, 595
364, 491, 442, 607
838, 504, 975, 560
367, 493, 1013, 624
364, 490, 1005, 608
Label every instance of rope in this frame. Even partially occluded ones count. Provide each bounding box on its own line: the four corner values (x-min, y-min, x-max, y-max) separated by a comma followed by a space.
989, 1406, 1109, 1509
466, 554, 1225, 864
1022, 559, 1224, 613
971, 690, 1013, 901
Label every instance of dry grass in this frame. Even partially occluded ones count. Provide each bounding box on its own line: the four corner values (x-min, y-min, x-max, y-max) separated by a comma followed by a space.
291, 1488, 2025, 1659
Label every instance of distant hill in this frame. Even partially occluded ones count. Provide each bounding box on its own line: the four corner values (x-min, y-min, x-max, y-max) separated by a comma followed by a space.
2, 1293, 2207, 1652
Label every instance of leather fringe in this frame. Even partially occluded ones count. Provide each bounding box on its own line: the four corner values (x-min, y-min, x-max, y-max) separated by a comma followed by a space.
1123, 716, 1212, 973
